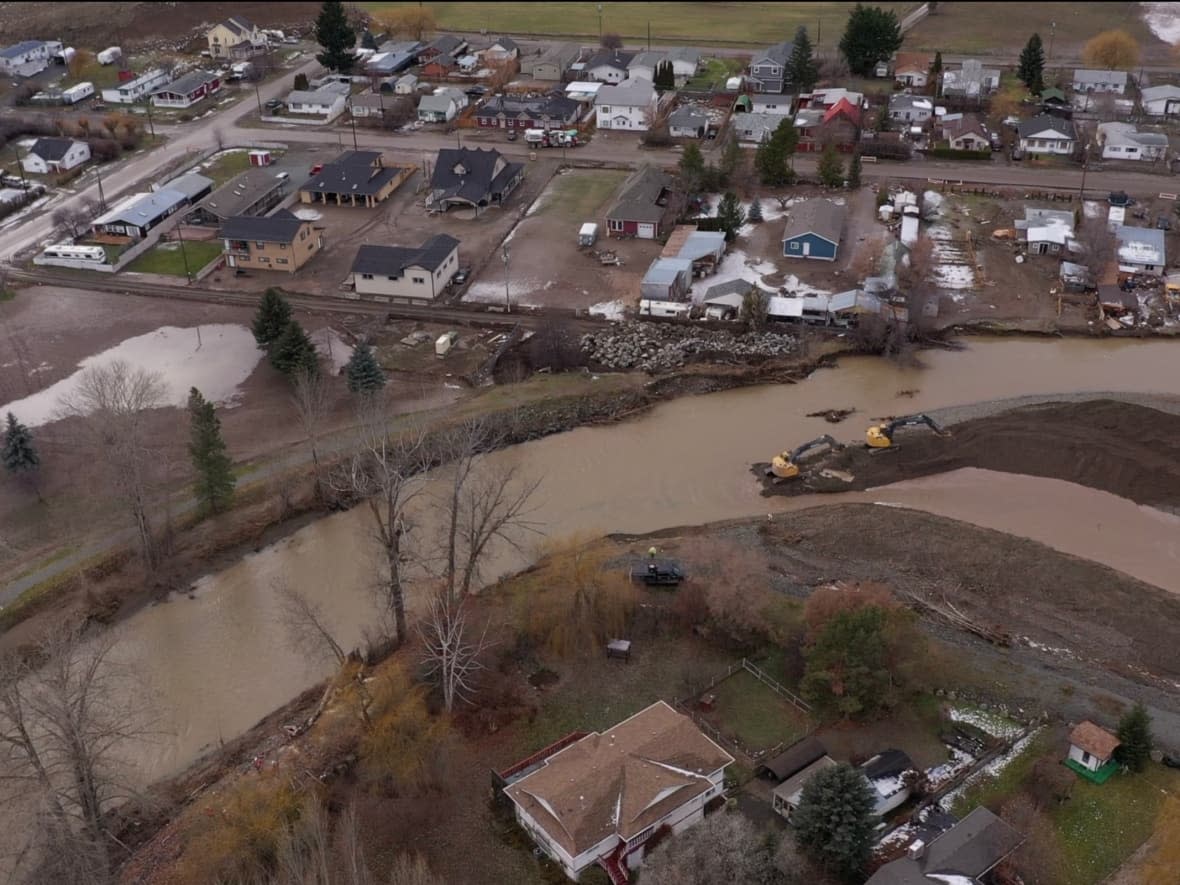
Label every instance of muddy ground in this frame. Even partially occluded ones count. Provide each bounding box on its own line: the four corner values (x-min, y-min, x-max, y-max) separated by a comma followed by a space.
758, 399, 1180, 514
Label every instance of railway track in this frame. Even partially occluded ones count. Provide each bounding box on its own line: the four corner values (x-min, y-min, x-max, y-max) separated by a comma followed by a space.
6, 268, 608, 334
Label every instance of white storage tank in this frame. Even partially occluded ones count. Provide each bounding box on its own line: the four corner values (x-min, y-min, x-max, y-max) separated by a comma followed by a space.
435, 331, 458, 357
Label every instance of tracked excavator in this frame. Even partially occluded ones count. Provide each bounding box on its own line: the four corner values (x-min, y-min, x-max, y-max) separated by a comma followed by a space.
767, 435, 843, 479
865, 414, 950, 448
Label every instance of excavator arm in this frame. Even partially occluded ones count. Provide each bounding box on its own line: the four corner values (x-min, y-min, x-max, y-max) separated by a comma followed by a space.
768, 435, 842, 479
866, 414, 949, 448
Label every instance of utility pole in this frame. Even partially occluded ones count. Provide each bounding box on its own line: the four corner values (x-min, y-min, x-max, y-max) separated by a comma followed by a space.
254, 78, 263, 116
175, 222, 193, 283
348, 98, 358, 149
10, 144, 26, 186
95, 165, 107, 212
144, 98, 155, 138
647, 21, 651, 50
502, 244, 511, 313
1079, 141, 1091, 199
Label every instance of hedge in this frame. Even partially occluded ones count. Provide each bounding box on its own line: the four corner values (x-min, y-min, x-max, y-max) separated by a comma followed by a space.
926, 147, 993, 161
859, 140, 912, 161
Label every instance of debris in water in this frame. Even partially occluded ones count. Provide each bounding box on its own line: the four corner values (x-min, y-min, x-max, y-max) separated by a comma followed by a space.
807, 407, 856, 423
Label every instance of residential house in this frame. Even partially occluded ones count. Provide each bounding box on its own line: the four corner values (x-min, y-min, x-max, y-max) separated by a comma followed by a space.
206, 17, 266, 61
594, 77, 659, 131
151, 70, 221, 108
365, 41, 421, 77
664, 47, 701, 87
641, 257, 694, 303
1066, 721, 1121, 778
565, 81, 603, 103
1097, 122, 1168, 161
661, 226, 726, 276
526, 43, 580, 81
1072, 69, 1127, 95
605, 165, 675, 239
299, 151, 412, 207
795, 98, 861, 151
350, 235, 460, 302
0, 40, 62, 77
749, 93, 793, 115
474, 93, 581, 129
941, 59, 1001, 98
1115, 225, 1166, 276
866, 806, 1024, 885
421, 55, 460, 78
418, 91, 461, 123
797, 87, 864, 110
889, 94, 934, 124
219, 209, 322, 274
92, 189, 188, 239
584, 48, 634, 84
627, 50, 668, 84
456, 54, 480, 74
1140, 84, 1180, 117
101, 68, 170, 104
861, 750, 916, 817
21, 137, 90, 174
893, 52, 932, 89
734, 112, 782, 146
393, 73, 418, 94
702, 279, 753, 319
668, 106, 709, 138
782, 199, 846, 261
417, 35, 468, 66
943, 113, 989, 151
1061, 260, 1094, 292
349, 93, 393, 119
501, 701, 733, 880
162, 172, 214, 205
286, 83, 350, 119
1099, 283, 1138, 316
772, 755, 838, 820
807, 288, 885, 326
483, 37, 519, 63
187, 168, 287, 226
748, 41, 792, 93
427, 146, 525, 213
1017, 115, 1077, 156
1016, 207, 1075, 256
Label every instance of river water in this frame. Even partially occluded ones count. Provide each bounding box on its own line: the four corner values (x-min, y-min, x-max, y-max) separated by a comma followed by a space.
96, 338, 1180, 784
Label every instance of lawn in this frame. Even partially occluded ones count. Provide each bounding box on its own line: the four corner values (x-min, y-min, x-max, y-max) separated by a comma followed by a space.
705, 668, 812, 752
201, 149, 253, 186
125, 240, 224, 276
364, 2, 914, 47
685, 56, 746, 90
950, 729, 1053, 818
533, 169, 627, 223
904, 2, 1166, 56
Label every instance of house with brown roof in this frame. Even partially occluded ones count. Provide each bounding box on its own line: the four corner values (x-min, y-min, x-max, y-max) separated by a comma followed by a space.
1066, 721, 1121, 782
502, 701, 733, 881
893, 52, 933, 89
942, 113, 990, 151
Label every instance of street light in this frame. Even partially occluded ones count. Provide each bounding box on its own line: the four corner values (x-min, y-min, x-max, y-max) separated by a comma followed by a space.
502, 244, 511, 313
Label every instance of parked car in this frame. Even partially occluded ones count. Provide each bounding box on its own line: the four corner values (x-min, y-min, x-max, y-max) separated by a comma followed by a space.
506, 129, 517, 141
264, 98, 283, 111
1163, 754, 1180, 769
989, 132, 1003, 152
452, 266, 471, 285
1109, 191, 1132, 207
1157, 214, 1172, 231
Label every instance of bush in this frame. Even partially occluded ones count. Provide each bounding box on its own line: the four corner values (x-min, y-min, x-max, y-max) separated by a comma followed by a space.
926, 146, 991, 160
860, 139, 912, 160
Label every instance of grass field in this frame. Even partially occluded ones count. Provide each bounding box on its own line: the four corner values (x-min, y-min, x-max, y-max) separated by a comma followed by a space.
201, 150, 252, 186
125, 240, 223, 276
364, 2, 913, 47
705, 669, 811, 751
534, 168, 627, 222
685, 56, 746, 90
905, 2, 1166, 56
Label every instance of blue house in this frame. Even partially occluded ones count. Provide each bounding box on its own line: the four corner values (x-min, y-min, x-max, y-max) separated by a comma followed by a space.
782, 199, 846, 262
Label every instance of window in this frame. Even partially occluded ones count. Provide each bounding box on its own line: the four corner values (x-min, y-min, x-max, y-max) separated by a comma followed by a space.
599, 106, 610, 114
276, 258, 288, 265
1081, 750, 1092, 765
362, 273, 374, 280
255, 241, 265, 249
257, 256, 270, 264
280, 243, 288, 249
608, 218, 623, 232
412, 276, 425, 284
301, 229, 308, 240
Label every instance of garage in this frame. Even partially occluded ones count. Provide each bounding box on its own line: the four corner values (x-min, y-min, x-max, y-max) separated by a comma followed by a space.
638, 222, 656, 239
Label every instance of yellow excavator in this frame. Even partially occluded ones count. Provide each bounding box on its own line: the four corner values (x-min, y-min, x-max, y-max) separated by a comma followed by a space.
768, 435, 843, 479
866, 414, 950, 448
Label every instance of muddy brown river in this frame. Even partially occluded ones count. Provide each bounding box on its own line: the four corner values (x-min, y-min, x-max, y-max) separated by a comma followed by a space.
82, 338, 1180, 784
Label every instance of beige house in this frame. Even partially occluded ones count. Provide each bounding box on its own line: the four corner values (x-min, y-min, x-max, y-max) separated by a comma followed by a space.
207, 16, 266, 60
299, 151, 414, 208
350, 235, 459, 302
219, 210, 322, 274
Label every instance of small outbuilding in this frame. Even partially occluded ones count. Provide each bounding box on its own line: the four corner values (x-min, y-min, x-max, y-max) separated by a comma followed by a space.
578, 222, 598, 246
1066, 721, 1120, 783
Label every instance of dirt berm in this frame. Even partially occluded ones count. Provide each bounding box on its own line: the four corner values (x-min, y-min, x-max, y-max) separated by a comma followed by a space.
761, 400, 1180, 510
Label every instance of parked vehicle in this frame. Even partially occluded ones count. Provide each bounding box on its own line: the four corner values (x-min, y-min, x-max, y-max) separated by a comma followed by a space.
309, 163, 324, 175
631, 559, 685, 587
1109, 191, 1132, 207
506, 129, 517, 141
265, 98, 283, 111
452, 266, 471, 285
989, 132, 1002, 151
1163, 754, 1180, 769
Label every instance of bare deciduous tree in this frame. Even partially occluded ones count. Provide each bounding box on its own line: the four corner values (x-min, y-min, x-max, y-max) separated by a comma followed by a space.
642, 809, 779, 885
274, 578, 346, 667
56, 361, 168, 569
290, 368, 332, 501
388, 853, 445, 885
1076, 216, 1118, 280
0, 621, 150, 884
418, 590, 491, 713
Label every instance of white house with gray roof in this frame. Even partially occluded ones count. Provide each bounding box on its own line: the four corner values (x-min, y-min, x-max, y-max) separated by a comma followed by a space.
1098, 122, 1168, 161
0, 39, 62, 77
1139, 85, 1180, 117
664, 47, 702, 86
595, 78, 659, 130
1018, 115, 1077, 155
1072, 69, 1127, 95
941, 59, 1000, 98
1115, 225, 1166, 276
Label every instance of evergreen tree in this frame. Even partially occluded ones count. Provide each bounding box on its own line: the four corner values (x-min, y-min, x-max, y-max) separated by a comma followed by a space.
270, 321, 321, 379
1018, 33, 1045, 95
187, 388, 235, 515
847, 151, 862, 188
252, 288, 293, 350
787, 26, 819, 94
930, 51, 943, 76
315, 0, 356, 73
3, 411, 39, 477
755, 117, 798, 187
802, 606, 889, 717
1115, 703, 1153, 772
293, 72, 309, 91
839, 4, 904, 77
345, 341, 386, 394
715, 192, 746, 242
794, 763, 877, 880
653, 59, 676, 92
818, 143, 845, 188
679, 141, 705, 188
719, 134, 741, 185
747, 198, 763, 223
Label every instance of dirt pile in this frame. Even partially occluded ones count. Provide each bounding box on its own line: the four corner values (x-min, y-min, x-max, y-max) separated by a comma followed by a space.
763, 400, 1180, 510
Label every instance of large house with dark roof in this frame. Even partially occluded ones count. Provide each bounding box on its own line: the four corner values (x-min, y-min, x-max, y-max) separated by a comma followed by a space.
219, 209, 322, 273
151, 70, 221, 108
584, 49, 634, 84
186, 167, 287, 226
350, 235, 460, 302
21, 137, 90, 174
298, 151, 414, 207
604, 165, 676, 239
867, 806, 1024, 885
749, 41, 792, 93
474, 93, 581, 129
427, 147, 524, 214
502, 701, 732, 881
782, 199, 846, 261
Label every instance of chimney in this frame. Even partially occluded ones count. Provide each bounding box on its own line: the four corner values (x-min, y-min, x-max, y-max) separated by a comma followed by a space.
907, 839, 926, 861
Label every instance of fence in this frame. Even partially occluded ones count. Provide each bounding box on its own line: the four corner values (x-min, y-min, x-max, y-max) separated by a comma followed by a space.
741, 658, 811, 714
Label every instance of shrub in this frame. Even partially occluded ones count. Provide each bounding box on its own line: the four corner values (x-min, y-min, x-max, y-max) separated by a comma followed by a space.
926, 146, 991, 160
860, 139, 911, 160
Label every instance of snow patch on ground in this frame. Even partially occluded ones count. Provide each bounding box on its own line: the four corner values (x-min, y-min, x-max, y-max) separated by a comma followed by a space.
938, 728, 1041, 811
464, 278, 545, 307
1083, 200, 1103, 219
925, 748, 975, 790
525, 189, 552, 216
928, 223, 976, 298
0, 324, 262, 428
1142, 2, 1180, 43
588, 300, 626, 321
293, 208, 322, 221
310, 328, 354, 375
949, 707, 1023, 740
700, 247, 786, 301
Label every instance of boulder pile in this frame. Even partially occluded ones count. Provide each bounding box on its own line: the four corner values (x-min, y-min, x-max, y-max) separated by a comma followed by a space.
581, 321, 797, 372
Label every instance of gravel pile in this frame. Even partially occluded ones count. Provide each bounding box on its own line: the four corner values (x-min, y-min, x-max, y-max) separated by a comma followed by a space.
581, 322, 797, 372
